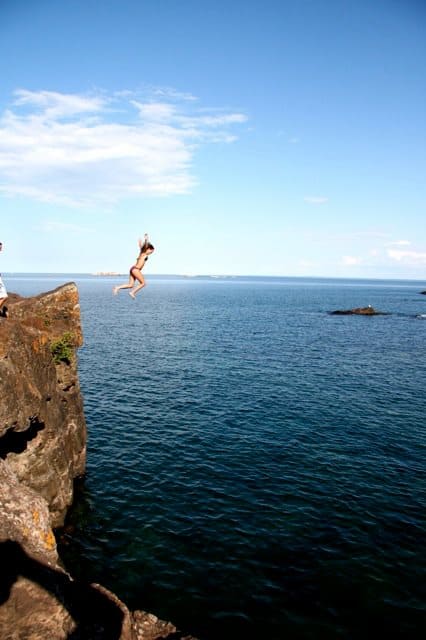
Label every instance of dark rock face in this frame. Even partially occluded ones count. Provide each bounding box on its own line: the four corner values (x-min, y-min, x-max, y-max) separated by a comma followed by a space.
330, 306, 387, 316
0, 284, 86, 527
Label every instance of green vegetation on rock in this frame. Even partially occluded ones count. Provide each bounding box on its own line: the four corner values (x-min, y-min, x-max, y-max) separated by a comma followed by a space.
50, 332, 74, 365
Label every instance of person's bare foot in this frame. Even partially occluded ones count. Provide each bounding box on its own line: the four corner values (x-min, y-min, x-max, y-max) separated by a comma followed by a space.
113, 287, 119, 295
129, 291, 136, 299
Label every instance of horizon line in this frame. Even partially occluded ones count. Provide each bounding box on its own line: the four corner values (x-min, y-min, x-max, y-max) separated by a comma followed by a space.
3, 272, 426, 283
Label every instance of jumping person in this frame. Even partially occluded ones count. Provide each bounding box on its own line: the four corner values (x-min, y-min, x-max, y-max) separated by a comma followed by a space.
113, 234, 155, 299
0, 242, 8, 318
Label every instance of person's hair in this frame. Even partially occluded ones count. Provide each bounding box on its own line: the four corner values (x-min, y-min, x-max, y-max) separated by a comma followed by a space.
140, 241, 154, 253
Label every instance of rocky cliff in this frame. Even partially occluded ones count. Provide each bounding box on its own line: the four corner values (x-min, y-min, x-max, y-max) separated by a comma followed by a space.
0, 284, 195, 640
0, 283, 87, 528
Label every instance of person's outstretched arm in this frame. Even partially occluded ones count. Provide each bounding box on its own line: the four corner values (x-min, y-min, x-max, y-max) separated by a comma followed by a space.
138, 233, 149, 252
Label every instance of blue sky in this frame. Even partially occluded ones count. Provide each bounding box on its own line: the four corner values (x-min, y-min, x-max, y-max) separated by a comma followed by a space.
1, 0, 425, 278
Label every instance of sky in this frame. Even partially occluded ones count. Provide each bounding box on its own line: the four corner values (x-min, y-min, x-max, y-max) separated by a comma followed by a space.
0, 0, 425, 278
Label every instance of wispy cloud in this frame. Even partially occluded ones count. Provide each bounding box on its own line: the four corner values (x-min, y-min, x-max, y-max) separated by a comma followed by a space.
386, 240, 411, 247
304, 196, 328, 205
144, 85, 198, 102
0, 88, 247, 207
387, 249, 426, 264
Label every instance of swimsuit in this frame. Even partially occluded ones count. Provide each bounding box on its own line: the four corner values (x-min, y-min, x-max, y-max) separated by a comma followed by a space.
129, 256, 147, 275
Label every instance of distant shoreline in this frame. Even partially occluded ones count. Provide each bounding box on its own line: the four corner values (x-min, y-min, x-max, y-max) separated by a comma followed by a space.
3, 272, 426, 284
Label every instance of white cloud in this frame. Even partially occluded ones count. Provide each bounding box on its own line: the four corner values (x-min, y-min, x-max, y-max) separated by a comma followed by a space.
386, 240, 411, 247
0, 88, 247, 207
304, 196, 328, 204
387, 249, 426, 264
13, 89, 107, 120
131, 101, 176, 122
147, 85, 198, 102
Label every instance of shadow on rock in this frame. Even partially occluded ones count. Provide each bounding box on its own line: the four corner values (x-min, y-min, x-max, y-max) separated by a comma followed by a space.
0, 540, 126, 639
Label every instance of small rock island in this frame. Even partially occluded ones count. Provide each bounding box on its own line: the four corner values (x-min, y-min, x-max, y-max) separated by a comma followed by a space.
329, 306, 387, 316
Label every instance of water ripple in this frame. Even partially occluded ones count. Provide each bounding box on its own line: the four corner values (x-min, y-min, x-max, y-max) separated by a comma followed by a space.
46, 277, 426, 639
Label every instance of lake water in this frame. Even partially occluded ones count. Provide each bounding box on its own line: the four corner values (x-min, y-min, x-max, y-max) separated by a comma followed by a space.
7, 275, 426, 638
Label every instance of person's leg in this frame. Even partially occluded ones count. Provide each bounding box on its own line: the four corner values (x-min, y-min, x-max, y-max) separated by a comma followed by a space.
129, 272, 145, 298
113, 274, 135, 295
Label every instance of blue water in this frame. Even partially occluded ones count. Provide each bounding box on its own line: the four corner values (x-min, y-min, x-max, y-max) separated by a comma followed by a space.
7, 275, 426, 638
